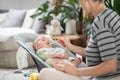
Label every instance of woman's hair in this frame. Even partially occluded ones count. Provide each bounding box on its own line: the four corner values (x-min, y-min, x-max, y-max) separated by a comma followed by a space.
32, 36, 42, 52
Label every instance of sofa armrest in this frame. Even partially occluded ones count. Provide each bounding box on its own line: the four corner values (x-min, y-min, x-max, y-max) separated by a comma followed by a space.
0, 13, 8, 24
0, 28, 36, 51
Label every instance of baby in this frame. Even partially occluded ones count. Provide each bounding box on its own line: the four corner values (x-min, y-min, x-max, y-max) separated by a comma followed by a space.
33, 35, 81, 67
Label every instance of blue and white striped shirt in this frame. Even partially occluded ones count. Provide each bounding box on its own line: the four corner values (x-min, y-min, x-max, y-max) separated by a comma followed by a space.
85, 8, 120, 79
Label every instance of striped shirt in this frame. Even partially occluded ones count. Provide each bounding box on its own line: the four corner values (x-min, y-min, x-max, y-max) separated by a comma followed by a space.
85, 8, 120, 79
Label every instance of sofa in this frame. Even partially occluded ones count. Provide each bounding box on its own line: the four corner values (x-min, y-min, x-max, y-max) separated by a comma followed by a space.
0, 9, 46, 68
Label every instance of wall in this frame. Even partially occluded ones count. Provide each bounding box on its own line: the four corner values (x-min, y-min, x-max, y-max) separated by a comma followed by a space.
0, 0, 51, 10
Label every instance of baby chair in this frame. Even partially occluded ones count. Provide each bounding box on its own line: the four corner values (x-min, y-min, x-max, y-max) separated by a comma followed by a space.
14, 33, 78, 72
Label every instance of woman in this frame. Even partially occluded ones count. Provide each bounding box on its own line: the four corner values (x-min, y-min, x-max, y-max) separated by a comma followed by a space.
39, 0, 120, 80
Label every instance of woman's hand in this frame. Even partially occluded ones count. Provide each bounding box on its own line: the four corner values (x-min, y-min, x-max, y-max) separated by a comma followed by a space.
71, 57, 82, 67
54, 60, 78, 76
57, 37, 72, 50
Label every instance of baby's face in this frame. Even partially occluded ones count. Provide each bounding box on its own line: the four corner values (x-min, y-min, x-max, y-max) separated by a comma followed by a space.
34, 36, 52, 50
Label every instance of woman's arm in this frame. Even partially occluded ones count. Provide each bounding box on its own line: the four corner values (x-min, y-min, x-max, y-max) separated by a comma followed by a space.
54, 58, 117, 76
68, 44, 86, 57
57, 38, 86, 57
76, 58, 117, 76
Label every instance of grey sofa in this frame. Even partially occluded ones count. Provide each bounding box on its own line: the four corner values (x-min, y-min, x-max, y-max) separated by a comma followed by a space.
0, 9, 46, 68
0, 29, 36, 68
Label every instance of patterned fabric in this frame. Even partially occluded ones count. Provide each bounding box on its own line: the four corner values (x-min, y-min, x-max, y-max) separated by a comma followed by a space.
37, 47, 65, 55
85, 8, 120, 79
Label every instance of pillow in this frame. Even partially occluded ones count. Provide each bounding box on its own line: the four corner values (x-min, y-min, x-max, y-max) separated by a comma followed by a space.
22, 8, 36, 29
32, 16, 46, 34
0, 9, 8, 13
0, 13, 7, 24
0, 9, 26, 28
16, 42, 35, 69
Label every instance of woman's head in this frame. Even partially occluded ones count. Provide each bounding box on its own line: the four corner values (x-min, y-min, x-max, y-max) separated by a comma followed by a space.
33, 36, 52, 51
79, 0, 104, 16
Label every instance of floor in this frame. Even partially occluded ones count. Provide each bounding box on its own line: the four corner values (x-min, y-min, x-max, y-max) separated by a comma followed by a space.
0, 66, 37, 80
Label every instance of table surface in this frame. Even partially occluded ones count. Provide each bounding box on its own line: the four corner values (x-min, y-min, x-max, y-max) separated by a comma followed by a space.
50, 34, 82, 40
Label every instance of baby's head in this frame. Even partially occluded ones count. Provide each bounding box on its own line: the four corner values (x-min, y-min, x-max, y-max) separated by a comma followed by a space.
33, 35, 52, 51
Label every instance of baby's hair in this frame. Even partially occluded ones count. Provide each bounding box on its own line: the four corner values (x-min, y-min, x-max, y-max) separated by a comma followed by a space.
33, 35, 51, 52
33, 40, 37, 52
33, 36, 42, 52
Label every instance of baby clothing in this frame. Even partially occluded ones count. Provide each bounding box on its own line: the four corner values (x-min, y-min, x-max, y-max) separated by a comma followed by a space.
37, 47, 65, 55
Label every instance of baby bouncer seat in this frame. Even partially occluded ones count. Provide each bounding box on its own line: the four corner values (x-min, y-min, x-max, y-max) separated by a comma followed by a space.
14, 33, 78, 72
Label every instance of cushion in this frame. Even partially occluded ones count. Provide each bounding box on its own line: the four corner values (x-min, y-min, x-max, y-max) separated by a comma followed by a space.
0, 43, 35, 68
0, 13, 7, 24
0, 9, 8, 13
16, 42, 35, 69
0, 9, 26, 28
0, 51, 18, 68
0, 36, 19, 51
32, 16, 46, 34
22, 8, 36, 29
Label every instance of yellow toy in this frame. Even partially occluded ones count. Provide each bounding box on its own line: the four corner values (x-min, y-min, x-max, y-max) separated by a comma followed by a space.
29, 72, 39, 80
